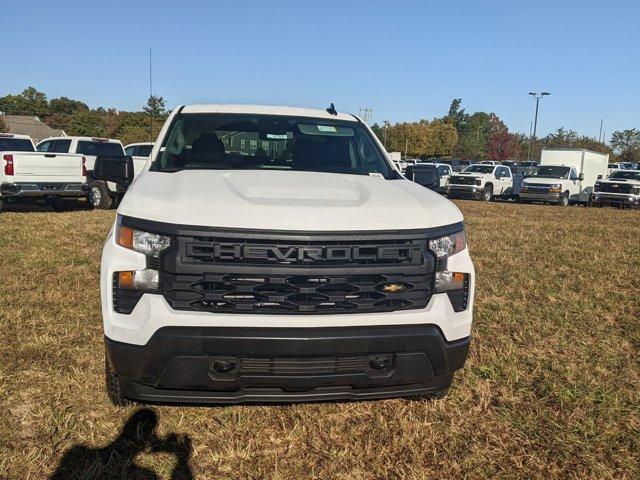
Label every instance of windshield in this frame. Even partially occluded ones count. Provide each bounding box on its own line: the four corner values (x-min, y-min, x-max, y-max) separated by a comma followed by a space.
150, 113, 394, 178
532, 166, 570, 179
608, 163, 620, 168
0, 138, 34, 152
521, 162, 536, 167
463, 165, 494, 174
609, 170, 640, 181
77, 141, 124, 156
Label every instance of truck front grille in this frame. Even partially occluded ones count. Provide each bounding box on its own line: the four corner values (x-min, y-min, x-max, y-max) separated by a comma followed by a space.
163, 271, 432, 314
598, 183, 634, 194
449, 176, 476, 186
158, 228, 438, 315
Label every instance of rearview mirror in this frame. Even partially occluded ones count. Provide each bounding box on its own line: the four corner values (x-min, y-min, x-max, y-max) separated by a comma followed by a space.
578, 173, 585, 181
93, 155, 134, 187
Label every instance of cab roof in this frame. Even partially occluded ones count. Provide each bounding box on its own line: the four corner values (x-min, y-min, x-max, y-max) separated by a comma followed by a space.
179, 104, 358, 122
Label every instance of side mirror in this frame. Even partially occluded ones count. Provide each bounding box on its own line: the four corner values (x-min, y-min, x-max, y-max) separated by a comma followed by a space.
578, 173, 585, 181
596, 174, 603, 180
93, 155, 134, 187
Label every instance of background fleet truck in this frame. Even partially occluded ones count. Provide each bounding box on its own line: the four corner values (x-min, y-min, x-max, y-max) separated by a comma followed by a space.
37, 136, 126, 209
95, 104, 475, 405
519, 149, 609, 206
0, 133, 86, 212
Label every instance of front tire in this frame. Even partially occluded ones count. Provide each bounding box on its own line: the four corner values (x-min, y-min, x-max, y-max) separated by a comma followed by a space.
481, 186, 492, 202
88, 180, 112, 210
558, 192, 569, 207
105, 354, 132, 406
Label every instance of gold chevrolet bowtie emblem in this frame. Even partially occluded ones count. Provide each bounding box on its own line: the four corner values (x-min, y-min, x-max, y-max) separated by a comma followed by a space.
383, 283, 406, 293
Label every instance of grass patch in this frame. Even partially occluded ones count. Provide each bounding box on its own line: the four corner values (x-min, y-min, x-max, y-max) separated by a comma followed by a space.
0, 202, 639, 479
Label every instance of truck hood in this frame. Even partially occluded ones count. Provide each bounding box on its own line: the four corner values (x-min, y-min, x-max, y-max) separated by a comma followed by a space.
599, 178, 640, 185
118, 170, 463, 231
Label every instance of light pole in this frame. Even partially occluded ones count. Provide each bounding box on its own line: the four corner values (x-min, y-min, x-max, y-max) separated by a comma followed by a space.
527, 91, 550, 161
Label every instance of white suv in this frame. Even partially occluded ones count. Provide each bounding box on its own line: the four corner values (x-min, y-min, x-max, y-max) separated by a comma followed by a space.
95, 104, 475, 405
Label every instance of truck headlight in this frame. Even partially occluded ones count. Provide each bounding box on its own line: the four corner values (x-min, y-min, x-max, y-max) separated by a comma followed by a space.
429, 230, 466, 259
117, 269, 159, 291
593, 183, 601, 192
548, 184, 562, 193
634, 187, 640, 195
474, 179, 482, 186
521, 184, 530, 192
116, 223, 171, 258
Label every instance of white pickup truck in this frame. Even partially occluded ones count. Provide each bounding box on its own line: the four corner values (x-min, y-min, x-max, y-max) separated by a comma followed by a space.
520, 149, 608, 206
447, 164, 513, 201
592, 169, 640, 208
93, 104, 475, 406
0, 133, 86, 212
124, 142, 154, 177
37, 136, 125, 209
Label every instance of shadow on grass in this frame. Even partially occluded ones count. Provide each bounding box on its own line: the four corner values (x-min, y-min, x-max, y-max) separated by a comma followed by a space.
50, 408, 193, 480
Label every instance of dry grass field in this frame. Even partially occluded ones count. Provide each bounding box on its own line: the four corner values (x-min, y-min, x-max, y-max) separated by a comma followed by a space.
0, 201, 639, 479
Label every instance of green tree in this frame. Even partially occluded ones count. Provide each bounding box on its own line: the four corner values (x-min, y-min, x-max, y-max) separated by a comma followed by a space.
65, 112, 107, 137
610, 128, 640, 153
49, 97, 89, 115
0, 87, 48, 116
0, 116, 6, 133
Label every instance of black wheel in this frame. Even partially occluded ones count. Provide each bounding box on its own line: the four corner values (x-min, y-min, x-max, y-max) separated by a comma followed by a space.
558, 193, 569, 207
88, 180, 112, 210
481, 186, 492, 201
105, 354, 132, 406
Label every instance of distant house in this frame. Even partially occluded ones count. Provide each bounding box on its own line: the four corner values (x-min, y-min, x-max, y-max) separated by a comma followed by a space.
0, 114, 66, 142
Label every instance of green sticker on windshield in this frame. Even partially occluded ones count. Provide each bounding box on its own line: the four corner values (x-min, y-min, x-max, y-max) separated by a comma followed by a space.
317, 125, 337, 133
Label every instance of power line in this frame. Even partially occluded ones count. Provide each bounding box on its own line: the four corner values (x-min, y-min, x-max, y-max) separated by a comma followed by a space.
358, 107, 373, 124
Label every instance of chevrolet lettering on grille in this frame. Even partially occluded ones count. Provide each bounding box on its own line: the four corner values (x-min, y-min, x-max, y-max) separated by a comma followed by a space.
209, 243, 419, 263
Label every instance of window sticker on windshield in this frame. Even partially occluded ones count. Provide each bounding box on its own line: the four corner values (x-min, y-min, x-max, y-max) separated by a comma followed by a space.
318, 125, 337, 133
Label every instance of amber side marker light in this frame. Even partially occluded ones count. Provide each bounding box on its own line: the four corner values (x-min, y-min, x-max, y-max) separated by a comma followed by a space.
117, 271, 135, 289
117, 225, 134, 250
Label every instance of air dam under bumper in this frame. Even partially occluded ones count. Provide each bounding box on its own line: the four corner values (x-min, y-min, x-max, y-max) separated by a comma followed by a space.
105, 324, 470, 404
1, 182, 87, 197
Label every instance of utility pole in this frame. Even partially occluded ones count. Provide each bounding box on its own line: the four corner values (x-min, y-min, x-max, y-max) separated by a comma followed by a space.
149, 48, 153, 142
598, 118, 603, 143
527, 91, 550, 161
359, 107, 373, 124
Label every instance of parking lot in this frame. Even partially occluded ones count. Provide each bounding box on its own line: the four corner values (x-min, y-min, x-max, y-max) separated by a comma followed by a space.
1, 201, 638, 479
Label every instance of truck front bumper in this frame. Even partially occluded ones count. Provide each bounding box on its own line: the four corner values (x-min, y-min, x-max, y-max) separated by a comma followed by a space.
519, 192, 561, 202
591, 192, 640, 207
447, 185, 482, 199
105, 324, 470, 404
0, 182, 88, 198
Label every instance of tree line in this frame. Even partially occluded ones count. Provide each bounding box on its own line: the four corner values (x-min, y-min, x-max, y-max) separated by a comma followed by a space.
370, 98, 627, 162
1, 87, 639, 162
0, 87, 168, 145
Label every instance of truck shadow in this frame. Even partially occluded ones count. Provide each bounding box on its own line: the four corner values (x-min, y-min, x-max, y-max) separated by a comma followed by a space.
50, 408, 193, 480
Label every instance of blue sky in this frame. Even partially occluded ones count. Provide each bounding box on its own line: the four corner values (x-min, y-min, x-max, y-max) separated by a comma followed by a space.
2, 0, 639, 139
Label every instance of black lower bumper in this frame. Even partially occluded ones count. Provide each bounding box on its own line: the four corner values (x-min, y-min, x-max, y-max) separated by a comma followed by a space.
447, 187, 481, 199
105, 325, 470, 404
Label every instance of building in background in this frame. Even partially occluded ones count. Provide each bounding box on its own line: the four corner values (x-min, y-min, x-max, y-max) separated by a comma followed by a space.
0, 114, 65, 142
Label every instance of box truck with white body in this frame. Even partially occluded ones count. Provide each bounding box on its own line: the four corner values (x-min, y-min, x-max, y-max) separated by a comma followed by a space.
519, 149, 608, 206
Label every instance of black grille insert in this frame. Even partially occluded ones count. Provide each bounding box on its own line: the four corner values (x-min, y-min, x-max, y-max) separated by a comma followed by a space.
163, 272, 432, 314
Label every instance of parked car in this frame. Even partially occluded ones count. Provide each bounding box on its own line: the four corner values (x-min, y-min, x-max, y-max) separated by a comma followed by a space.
619, 162, 638, 170
606, 163, 627, 177
447, 164, 513, 201
94, 104, 475, 405
37, 136, 125, 209
480, 160, 500, 165
592, 169, 640, 208
438, 159, 470, 172
0, 133, 86, 212
520, 149, 607, 206
501, 160, 518, 171
405, 162, 452, 193
124, 142, 155, 176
